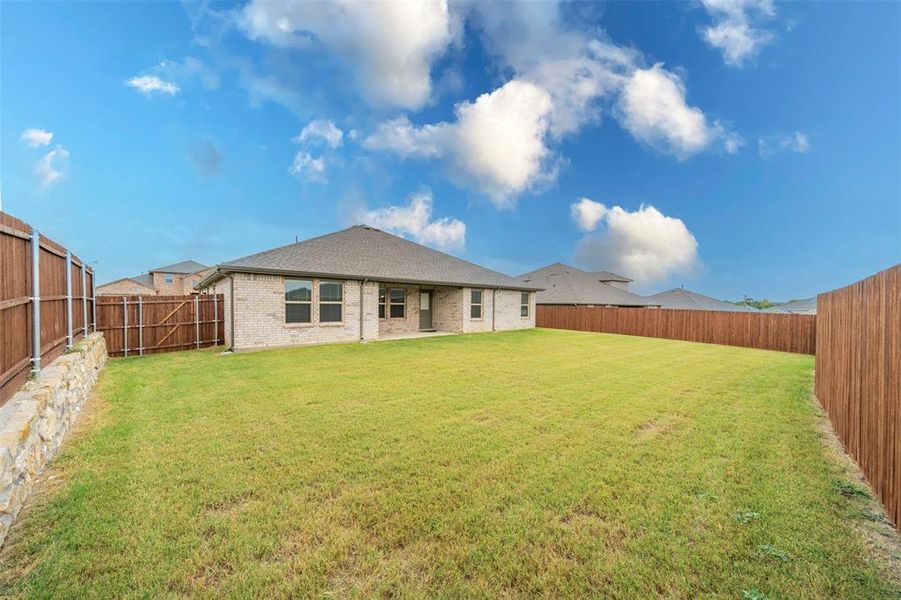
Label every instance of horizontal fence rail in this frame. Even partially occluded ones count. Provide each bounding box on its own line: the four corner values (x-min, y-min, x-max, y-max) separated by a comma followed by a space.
815, 264, 900, 530
1, 212, 95, 406
96, 294, 224, 358
536, 305, 817, 355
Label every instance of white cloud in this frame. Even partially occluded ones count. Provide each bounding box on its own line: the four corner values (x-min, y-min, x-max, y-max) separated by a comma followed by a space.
618, 64, 741, 158
359, 191, 465, 251
758, 131, 811, 157
570, 197, 608, 232
240, 0, 457, 109
294, 120, 344, 149
289, 152, 326, 182
35, 145, 70, 188
699, 0, 776, 67
156, 56, 220, 90
365, 79, 554, 208
126, 75, 180, 96
573, 202, 699, 285
20, 128, 53, 148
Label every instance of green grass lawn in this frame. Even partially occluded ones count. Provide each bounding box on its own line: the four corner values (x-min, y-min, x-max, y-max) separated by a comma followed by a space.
1, 329, 896, 598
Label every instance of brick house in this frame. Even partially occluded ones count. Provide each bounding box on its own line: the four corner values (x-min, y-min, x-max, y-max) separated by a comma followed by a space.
97, 260, 210, 296
196, 225, 541, 351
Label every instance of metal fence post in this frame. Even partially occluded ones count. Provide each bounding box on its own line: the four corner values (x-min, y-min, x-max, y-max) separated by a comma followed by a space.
31, 229, 41, 375
194, 295, 200, 349
138, 297, 144, 356
91, 271, 97, 333
81, 263, 88, 340
123, 296, 128, 358
65, 250, 73, 349
213, 295, 218, 345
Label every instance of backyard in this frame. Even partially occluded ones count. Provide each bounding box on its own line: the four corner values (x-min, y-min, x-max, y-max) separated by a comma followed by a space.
0, 329, 896, 597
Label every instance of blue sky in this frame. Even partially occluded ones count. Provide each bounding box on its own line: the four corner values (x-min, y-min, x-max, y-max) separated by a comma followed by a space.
2, 0, 898, 300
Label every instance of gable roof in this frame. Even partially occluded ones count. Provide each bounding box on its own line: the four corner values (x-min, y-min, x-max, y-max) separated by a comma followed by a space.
517, 263, 653, 306
643, 288, 758, 312
764, 297, 816, 314
198, 225, 541, 291
150, 260, 208, 274
97, 273, 154, 290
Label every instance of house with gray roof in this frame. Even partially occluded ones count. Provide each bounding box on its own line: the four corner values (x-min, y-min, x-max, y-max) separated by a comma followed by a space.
643, 287, 758, 312
196, 225, 541, 351
97, 260, 210, 296
765, 297, 816, 315
517, 263, 655, 307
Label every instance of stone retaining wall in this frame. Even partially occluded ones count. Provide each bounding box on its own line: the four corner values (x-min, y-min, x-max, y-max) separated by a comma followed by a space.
0, 332, 107, 546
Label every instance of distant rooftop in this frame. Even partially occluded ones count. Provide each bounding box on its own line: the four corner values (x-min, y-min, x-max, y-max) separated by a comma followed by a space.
150, 260, 209, 274
765, 297, 816, 314
518, 263, 652, 306
643, 288, 758, 312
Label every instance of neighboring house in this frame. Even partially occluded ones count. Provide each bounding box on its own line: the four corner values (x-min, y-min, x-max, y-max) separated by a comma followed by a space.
97, 260, 210, 296
518, 263, 654, 307
644, 288, 758, 312
765, 297, 817, 315
196, 225, 541, 352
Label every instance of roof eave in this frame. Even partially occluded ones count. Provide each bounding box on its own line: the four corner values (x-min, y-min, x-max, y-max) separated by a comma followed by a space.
199, 264, 544, 292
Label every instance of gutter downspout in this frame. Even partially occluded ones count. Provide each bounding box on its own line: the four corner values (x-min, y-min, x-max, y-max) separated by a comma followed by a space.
359, 278, 367, 342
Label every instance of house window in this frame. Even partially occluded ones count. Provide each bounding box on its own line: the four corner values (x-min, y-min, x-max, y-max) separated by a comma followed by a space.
319, 281, 343, 322
470, 290, 483, 319
164, 274, 174, 284
389, 288, 405, 318
378, 287, 386, 319
521, 292, 530, 317
285, 279, 312, 323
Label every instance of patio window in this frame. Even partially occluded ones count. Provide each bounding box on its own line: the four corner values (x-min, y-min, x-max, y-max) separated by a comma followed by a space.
470, 290, 482, 319
285, 279, 312, 323
319, 281, 343, 322
520, 292, 530, 317
389, 288, 405, 318
378, 287, 386, 319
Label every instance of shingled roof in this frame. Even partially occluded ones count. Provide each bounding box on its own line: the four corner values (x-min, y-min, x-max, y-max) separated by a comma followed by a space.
517, 263, 653, 306
198, 225, 541, 291
764, 297, 816, 314
150, 260, 208, 274
643, 288, 758, 312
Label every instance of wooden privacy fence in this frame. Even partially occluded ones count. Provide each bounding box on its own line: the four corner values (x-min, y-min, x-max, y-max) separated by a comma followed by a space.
815, 264, 900, 529
537, 305, 817, 354
96, 294, 224, 358
0, 212, 96, 406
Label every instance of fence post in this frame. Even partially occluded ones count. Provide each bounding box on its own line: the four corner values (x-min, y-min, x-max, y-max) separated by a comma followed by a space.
194, 295, 200, 349
213, 295, 218, 346
123, 296, 128, 358
65, 250, 73, 349
31, 229, 41, 376
91, 271, 96, 333
138, 296, 144, 356
81, 262, 88, 340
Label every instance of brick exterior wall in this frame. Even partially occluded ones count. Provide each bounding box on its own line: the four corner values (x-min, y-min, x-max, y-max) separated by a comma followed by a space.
152, 271, 207, 295
202, 273, 534, 351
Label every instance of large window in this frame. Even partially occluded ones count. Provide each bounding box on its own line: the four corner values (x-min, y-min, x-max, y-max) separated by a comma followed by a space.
389, 288, 406, 318
520, 292, 530, 317
319, 281, 343, 322
378, 287, 386, 319
285, 279, 312, 323
470, 290, 483, 319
